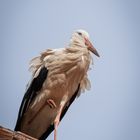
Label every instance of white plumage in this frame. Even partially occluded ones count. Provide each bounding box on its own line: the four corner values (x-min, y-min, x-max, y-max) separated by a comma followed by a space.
15, 29, 99, 140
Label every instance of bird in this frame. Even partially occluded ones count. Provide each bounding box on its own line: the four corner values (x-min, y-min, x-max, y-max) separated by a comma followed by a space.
14, 29, 99, 140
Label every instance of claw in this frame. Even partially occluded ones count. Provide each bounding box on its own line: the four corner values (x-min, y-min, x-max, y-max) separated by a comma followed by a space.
47, 99, 57, 108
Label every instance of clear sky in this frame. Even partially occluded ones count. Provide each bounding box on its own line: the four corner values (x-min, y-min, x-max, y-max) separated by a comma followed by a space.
0, 0, 140, 140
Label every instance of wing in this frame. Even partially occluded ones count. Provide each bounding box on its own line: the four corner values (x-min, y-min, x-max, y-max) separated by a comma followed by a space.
15, 66, 48, 131
39, 84, 80, 140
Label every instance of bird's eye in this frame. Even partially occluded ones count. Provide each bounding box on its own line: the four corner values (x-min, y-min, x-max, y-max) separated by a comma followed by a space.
77, 32, 82, 36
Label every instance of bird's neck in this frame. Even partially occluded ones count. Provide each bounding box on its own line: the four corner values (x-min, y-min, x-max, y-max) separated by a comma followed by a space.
67, 40, 92, 64
69, 39, 85, 48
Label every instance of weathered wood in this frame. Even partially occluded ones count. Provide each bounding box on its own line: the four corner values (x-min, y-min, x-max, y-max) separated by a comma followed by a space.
0, 126, 37, 140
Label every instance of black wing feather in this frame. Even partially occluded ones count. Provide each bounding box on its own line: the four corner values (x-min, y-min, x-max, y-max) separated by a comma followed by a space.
39, 84, 80, 140
15, 67, 48, 131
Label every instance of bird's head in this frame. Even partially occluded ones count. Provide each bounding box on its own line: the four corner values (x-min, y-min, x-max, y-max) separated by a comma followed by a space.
71, 29, 100, 57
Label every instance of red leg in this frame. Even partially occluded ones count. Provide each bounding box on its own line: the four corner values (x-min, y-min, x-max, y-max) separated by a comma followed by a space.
54, 103, 65, 140
28, 99, 56, 124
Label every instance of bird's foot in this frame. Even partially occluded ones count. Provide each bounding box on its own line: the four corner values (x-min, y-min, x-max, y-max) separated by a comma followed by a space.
47, 99, 57, 108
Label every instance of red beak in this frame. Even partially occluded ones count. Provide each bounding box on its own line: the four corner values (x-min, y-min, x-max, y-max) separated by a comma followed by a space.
85, 38, 100, 57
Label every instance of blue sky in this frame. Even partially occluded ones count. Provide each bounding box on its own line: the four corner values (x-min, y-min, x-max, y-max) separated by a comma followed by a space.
0, 0, 140, 140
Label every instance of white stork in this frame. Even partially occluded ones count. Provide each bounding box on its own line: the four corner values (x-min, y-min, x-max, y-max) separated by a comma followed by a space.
15, 29, 99, 140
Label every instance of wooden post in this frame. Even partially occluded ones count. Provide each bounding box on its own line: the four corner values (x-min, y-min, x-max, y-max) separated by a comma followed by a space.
0, 126, 38, 140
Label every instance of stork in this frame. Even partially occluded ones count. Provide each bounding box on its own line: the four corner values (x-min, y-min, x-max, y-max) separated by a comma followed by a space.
14, 29, 99, 140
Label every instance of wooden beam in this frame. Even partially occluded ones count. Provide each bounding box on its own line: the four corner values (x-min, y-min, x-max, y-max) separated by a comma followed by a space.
0, 126, 37, 140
